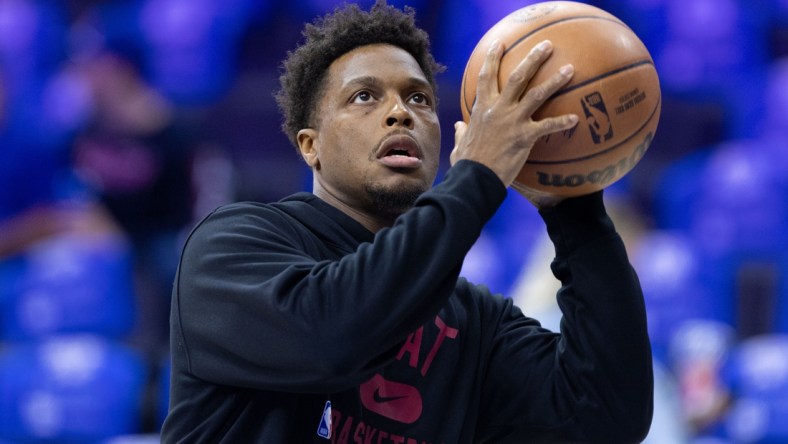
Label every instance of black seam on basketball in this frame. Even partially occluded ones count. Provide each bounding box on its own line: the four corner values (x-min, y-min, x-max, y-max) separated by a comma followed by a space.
464, 59, 655, 117
527, 94, 661, 165
503, 15, 628, 58
551, 60, 655, 98
462, 15, 631, 117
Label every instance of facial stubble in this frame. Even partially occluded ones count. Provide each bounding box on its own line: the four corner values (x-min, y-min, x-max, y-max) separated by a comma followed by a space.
363, 180, 426, 217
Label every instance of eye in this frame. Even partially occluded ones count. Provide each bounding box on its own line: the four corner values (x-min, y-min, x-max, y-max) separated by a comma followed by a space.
351, 90, 374, 103
409, 92, 432, 106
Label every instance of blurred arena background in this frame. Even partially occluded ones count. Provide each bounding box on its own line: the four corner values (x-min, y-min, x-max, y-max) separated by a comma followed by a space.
0, 0, 787, 442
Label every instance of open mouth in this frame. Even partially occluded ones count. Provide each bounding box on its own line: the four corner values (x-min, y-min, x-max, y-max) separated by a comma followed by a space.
379, 135, 420, 158
377, 135, 423, 169
385, 148, 413, 157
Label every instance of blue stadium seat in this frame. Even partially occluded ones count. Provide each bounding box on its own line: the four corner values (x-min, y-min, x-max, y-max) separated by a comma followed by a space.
725, 397, 788, 444
0, 334, 147, 441
83, 0, 261, 106
692, 139, 788, 257
0, 0, 68, 145
724, 335, 788, 398
648, 0, 770, 138
775, 254, 788, 334
632, 231, 736, 362
662, 139, 788, 338
759, 58, 788, 141
652, 148, 712, 231
0, 233, 136, 341
722, 335, 788, 443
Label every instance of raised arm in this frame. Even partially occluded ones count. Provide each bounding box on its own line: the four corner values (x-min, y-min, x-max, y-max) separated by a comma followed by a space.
477, 192, 653, 442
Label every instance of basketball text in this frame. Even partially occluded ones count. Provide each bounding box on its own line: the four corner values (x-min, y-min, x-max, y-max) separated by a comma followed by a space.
534, 131, 653, 188
615, 87, 647, 115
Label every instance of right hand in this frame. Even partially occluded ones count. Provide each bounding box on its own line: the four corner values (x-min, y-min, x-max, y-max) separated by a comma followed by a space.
451, 39, 578, 188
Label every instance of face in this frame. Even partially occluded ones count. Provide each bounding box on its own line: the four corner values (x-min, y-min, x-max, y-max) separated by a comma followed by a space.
298, 44, 441, 220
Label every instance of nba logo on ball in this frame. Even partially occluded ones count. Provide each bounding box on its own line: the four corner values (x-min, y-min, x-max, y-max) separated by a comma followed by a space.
581, 91, 613, 144
461, 1, 661, 197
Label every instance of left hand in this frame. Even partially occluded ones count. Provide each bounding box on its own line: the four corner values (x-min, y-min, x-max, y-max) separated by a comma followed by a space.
453, 120, 567, 209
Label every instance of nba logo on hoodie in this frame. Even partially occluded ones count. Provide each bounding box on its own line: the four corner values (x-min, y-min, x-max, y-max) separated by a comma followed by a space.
317, 400, 332, 439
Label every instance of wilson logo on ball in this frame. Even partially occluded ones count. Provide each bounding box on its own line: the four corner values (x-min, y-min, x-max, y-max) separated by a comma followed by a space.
535, 131, 653, 188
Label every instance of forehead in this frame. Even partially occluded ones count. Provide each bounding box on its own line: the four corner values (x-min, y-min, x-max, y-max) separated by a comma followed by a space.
326, 44, 429, 89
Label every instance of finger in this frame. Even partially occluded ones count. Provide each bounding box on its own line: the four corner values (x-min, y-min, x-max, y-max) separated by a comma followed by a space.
520, 64, 575, 116
532, 113, 579, 140
453, 121, 468, 147
475, 40, 504, 108
500, 40, 554, 104
450, 122, 467, 166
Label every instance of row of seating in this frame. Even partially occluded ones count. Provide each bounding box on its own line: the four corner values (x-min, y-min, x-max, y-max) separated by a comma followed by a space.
0, 232, 167, 440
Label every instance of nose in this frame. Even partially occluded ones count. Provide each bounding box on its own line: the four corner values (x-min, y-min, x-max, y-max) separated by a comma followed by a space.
385, 98, 414, 129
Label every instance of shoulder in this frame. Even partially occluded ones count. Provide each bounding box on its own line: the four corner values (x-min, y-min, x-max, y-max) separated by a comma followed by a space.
183, 199, 314, 255
198, 199, 313, 235
210, 199, 307, 221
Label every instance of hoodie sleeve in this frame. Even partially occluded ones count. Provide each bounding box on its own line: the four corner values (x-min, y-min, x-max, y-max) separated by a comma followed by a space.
170, 160, 507, 393
476, 191, 654, 443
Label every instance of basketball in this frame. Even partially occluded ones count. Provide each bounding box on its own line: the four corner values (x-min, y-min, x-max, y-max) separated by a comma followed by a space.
460, 1, 661, 197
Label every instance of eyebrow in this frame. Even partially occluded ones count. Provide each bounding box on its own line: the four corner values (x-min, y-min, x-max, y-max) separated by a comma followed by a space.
342, 75, 433, 92
342, 76, 382, 90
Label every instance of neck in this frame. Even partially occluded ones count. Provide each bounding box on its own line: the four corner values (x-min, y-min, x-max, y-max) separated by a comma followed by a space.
313, 187, 399, 234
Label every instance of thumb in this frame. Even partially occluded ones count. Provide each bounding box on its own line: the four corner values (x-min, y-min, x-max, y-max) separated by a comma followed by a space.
450, 121, 468, 166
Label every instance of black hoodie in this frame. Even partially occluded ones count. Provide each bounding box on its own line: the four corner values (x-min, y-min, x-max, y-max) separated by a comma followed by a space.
161, 160, 653, 443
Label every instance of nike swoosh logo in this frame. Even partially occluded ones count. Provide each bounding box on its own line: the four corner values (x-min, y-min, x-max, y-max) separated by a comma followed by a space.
372, 388, 408, 403
359, 373, 423, 424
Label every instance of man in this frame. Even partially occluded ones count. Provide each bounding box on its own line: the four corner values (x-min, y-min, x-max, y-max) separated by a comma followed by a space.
161, 1, 653, 442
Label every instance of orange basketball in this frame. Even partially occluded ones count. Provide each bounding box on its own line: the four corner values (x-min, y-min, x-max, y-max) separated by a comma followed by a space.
460, 1, 660, 197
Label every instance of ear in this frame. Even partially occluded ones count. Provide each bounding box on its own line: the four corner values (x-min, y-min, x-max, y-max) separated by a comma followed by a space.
297, 128, 320, 168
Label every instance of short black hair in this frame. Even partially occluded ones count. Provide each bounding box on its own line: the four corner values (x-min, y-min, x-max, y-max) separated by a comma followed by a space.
275, 0, 444, 149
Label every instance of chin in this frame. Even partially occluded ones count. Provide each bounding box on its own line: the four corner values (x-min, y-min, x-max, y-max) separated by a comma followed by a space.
364, 181, 427, 216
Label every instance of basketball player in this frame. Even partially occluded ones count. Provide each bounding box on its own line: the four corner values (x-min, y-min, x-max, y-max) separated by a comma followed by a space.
161, 1, 653, 442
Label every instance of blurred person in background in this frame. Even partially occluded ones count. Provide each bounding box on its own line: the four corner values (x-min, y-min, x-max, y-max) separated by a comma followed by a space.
69, 42, 197, 359
0, 61, 121, 260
